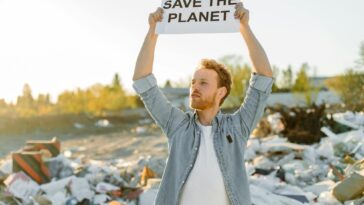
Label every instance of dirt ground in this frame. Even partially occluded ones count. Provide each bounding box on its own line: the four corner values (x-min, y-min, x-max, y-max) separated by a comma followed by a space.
0, 124, 168, 162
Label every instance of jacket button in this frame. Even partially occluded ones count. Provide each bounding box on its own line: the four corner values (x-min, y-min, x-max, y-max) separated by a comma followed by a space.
190, 164, 193, 167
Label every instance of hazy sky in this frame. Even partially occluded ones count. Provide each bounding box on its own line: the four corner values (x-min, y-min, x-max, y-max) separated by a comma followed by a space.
0, 0, 363, 103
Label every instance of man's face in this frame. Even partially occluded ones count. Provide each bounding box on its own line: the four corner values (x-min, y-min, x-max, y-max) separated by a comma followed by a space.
189, 68, 221, 110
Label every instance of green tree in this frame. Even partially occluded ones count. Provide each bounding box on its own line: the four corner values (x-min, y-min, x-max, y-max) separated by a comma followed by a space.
56, 74, 133, 116
326, 42, 364, 111
57, 89, 88, 114
111, 73, 122, 91
104, 73, 130, 112
164, 80, 172, 88
292, 63, 318, 106
16, 84, 37, 117
0, 99, 8, 116
17, 84, 34, 107
36, 93, 54, 115
86, 84, 107, 115
281, 65, 293, 91
219, 55, 251, 108
292, 64, 310, 92
326, 69, 364, 111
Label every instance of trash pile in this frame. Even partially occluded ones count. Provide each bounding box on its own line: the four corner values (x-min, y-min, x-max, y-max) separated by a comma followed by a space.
0, 138, 166, 205
246, 110, 364, 205
0, 109, 363, 205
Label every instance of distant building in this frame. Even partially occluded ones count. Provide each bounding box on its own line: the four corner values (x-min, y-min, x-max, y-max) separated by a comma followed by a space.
308, 76, 333, 91
160, 87, 341, 109
266, 91, 342, 107
159, 75, 341, 109
160, 87, 190, 110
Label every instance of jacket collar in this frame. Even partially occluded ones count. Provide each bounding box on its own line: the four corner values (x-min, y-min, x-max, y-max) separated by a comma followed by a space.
193, 109, 223, 126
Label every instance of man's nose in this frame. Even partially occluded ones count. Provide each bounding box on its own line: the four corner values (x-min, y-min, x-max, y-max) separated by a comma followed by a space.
190, 84, 197, 91
190, 86, 198, 93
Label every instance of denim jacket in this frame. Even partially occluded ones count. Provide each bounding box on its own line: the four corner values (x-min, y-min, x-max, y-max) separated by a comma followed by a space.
133, 72, 274, 205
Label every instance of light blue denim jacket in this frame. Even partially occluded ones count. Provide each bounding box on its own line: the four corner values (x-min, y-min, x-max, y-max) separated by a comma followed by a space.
133, 72, 274, 205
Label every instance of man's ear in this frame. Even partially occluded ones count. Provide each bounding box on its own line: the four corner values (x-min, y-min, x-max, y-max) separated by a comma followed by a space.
218, 87, 227, 99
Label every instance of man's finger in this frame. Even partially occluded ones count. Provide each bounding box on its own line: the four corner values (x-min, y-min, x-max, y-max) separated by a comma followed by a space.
235, 2, 243, 8
234, 10, 240, 18
149, 13, 154, 21
157, 15, 163, 22
236, 9, 244, 17
157, 7, 164, 13
152, 14, 159, 22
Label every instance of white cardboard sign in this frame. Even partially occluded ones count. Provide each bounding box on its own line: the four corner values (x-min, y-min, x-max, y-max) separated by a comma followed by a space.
156, 0, 241, 34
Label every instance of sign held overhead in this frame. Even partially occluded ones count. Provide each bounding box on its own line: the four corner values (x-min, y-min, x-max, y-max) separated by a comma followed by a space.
156, 0, 241, 34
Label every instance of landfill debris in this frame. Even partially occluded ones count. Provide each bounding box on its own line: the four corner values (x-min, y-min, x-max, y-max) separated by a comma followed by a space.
12, 151, 51, 184
25, 137, 61, 157
31, 193, 52, 205
96, 182, 119, 193
136, 126, 147, 134
138, 118, 152, 125
4, 172, 40, 204
93, 194, 111, 204
47, 155, 74, 179
70, 177, 94, 202
245, 109, 364, 204
74, 122, 85, 129
344, 195, 364, 205
120, 186, 143, 200
40, 176, 72, 196
333, 171, 364, 202
278, 104, 326, 144
252, 118, 272, 138
303, 180, 336, 196
266, 112, 285, 134
108, 201, 124, 205
332, 111, 364, 129
140, 166, 156, 186
0, 159, 12, 175
95, 119, 112, 128
276, 194, 309, 203
1, 109, 364, 205
250, 184, 305, 205
139, 188, 158, 205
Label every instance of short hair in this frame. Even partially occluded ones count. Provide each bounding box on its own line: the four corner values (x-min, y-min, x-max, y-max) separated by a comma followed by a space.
198, 59, 232, 105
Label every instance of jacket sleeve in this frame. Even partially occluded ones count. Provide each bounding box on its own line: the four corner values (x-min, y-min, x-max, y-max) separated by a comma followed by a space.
231, 72, 275, 141
133, 74, 186, 139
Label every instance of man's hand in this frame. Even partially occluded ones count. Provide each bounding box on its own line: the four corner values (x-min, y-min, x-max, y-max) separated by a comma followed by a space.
133, 8, 163, 80
234, 2, 249, 30
149, 7, 164, 31
235, 2, 273, 77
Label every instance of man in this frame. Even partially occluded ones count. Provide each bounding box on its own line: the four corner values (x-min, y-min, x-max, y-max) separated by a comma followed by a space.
132, 2, 274, 205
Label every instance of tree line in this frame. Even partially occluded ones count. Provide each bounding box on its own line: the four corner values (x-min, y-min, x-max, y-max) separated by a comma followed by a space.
166, 42, 364, 111
1, 42, 363, 117
0, 74, 140, 117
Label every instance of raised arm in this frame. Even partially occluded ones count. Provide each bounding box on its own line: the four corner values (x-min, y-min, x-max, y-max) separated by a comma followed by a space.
132, 8, 186, 141
133, 8, 164, 80
231, 3, 275, 141
235, 2, 273, 77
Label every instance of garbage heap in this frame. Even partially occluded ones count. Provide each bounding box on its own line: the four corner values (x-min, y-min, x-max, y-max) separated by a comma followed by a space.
0, 109, 363, 205
246, 109, 364, 205
0, 137, 166, 205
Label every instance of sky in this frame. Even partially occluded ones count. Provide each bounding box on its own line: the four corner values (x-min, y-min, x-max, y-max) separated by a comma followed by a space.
0, 0, 363, 103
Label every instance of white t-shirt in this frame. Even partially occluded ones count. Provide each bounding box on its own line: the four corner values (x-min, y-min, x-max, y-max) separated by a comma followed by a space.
179, 122, 230, 205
